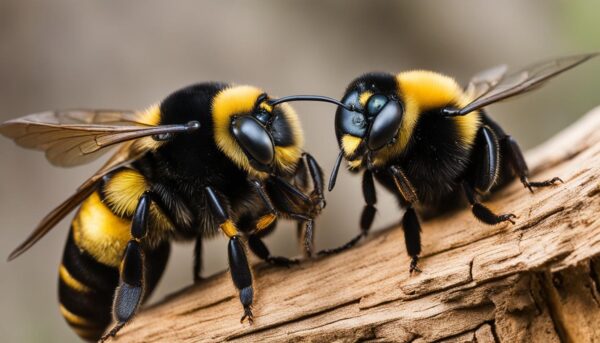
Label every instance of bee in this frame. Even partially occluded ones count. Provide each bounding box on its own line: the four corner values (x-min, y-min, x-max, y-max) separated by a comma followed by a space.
0, 83, 330, 341
323, 53, 598, 273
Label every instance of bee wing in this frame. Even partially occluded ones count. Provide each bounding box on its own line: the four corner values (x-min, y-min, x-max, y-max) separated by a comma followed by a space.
464, 64, 508, 100
3, 109, 201, 260
6, 152, 137, 261
0, 109, 197, 167
456, 53, 598, 116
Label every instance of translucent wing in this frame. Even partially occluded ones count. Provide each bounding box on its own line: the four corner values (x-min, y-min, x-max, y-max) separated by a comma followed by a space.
6, 141, 149, 261
464, 64, 508, 100
0, 109, 198, 167
2, 109, 201, 260
454, 53, 598, 116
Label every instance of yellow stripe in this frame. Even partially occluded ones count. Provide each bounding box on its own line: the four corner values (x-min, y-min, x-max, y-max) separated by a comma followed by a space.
60, 304, 94, 327
59, 265, 91, 293
73, 192, 131, 267
103, 169, 148, 217
221, 219, 238, 238
256, 214, 276, 231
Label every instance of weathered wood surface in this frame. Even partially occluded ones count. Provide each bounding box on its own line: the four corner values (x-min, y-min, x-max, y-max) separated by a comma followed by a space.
115, 107, 600, 343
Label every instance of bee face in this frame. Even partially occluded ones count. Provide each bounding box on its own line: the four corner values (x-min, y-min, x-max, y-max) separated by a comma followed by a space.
212, 86, 303, 177
336, 72, 403, 163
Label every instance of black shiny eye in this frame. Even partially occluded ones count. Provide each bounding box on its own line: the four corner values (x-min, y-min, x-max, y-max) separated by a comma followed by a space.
231, 116, 274, 167
335, 91, 368, 138
366, 94, 389, 116
254, 110, 271, 126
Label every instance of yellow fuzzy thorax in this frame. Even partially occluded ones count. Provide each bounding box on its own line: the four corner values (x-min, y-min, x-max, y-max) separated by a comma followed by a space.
370, 70, 480, 167
212, 85, 304, 178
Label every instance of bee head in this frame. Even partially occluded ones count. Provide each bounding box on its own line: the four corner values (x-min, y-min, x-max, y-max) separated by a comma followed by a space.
335, 72, 404, 164
212, 85, 303, 178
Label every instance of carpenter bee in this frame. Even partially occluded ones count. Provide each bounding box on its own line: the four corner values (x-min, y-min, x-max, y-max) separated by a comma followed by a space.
323, 53, 597, 273
0, 83, 331, 341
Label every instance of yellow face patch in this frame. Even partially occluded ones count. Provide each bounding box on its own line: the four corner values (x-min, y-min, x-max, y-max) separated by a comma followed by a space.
212, 85, 303, 178
341, 134, 362, 156
359, 91, 374, 107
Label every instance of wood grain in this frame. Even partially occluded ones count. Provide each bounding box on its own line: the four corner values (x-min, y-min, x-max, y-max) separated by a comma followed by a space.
115, 107, 600, 343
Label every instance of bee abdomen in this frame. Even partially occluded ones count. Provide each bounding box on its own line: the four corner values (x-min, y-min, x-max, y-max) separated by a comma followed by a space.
59, 229, 119, 341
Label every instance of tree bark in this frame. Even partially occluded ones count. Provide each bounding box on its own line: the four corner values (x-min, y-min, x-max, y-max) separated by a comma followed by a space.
115, 108, 600, 343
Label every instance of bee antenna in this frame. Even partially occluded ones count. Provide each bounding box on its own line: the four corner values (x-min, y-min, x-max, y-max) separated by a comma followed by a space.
328, 150, 344, 192
269, 95, 361, 113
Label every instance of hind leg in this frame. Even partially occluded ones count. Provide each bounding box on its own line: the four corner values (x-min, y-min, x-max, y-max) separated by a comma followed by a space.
464, 126, 517, 225
502, 135, 563, 192
100, 192, 159, 341
481, 112, 562, 192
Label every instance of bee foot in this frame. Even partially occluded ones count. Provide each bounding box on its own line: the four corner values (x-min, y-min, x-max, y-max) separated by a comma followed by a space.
240, 307, 254, 324
266, 256, 300, 268
409, 257, 421, 275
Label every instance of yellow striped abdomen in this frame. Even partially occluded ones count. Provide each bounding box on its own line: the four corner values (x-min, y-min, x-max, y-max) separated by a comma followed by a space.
58, 168, 171, 341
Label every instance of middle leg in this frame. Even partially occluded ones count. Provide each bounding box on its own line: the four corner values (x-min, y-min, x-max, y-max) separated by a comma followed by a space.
205, 186, 255, 323
318, 169, 377, 256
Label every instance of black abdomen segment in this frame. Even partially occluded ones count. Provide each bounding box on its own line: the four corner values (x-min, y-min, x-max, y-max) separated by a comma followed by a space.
59, 229, 170, 341
59, 230, 118, 341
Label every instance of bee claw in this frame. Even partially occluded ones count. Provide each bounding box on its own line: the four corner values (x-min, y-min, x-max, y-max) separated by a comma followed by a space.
409, 257, 421, 275
240, 308, 254, 324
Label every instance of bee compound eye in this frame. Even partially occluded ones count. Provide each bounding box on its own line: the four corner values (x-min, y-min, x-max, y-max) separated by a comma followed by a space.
367, 100, 403, 151
366, 94, 389, 117
231, 116, 274, 166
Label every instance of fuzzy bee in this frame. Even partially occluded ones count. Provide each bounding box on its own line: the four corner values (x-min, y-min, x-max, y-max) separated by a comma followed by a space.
323, 53, 597, 272
0, 83, 328, 341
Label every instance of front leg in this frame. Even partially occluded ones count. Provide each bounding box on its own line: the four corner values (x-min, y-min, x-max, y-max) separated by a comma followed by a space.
318, 169, 377, 256
302, 152, 326, 208
260, 176, 318, 256
248, 179, 305, 265
389, 165, 421, 274
205, 186, 254, 323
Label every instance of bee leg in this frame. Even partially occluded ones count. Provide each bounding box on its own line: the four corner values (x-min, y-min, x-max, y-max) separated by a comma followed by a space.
254, 178, 316, 256
502, 135, 563, 192
205, 186, 254, 324
471, 126, 500, 193
100, 192, 152, 342
402, 207, 422, 274
388, 165, 423, 273
302, 152, 326, 208
193, 236, 203, 282
318, 170, 377, 256
463, 183, 516, 225
250, 180, 279, 233
248, 233, 299, 267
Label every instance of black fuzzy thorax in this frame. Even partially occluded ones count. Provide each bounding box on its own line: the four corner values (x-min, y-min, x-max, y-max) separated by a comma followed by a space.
134, 83, 264, 239
376, 108, 478, 211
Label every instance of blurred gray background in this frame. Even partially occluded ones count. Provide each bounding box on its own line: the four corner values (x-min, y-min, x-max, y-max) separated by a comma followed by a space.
1, 1, 598, 341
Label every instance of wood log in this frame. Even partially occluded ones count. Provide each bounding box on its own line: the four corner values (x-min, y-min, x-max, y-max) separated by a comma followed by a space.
115, 107, 600, 342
